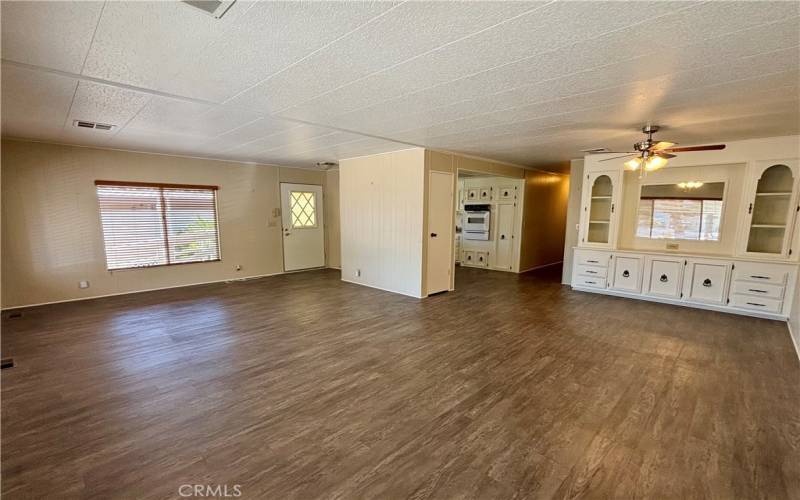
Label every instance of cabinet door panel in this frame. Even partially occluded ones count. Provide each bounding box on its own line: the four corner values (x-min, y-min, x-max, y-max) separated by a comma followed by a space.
646, 258, 683, 298
493, 203, 515, 270
685, 262, 729, 304
610, 256, 642, 292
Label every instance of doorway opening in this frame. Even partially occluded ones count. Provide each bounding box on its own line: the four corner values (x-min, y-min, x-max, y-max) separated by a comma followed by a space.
455, 170, 524, 276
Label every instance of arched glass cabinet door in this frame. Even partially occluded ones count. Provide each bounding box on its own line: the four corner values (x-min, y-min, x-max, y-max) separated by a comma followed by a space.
587, 174, 613, 244
746, 164, 795, 255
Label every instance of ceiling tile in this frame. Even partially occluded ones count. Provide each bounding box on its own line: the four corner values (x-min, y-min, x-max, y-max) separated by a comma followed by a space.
170, 1, 400, 102
82, 1, 255, 94
68, 81, 151, 129
224, 1, 542, 114
1, 1, 104, 73
0, 64, 77, 140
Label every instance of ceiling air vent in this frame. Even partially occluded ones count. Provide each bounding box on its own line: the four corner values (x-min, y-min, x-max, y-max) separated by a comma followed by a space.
73, 120, 116, 132
183, 0, 237, 19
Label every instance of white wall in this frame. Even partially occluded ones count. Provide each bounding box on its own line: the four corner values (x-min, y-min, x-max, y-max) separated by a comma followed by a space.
562, 159, 583, 284
1, 139, 331, 308
339, 148, 426, 298
789, 279, 800, 360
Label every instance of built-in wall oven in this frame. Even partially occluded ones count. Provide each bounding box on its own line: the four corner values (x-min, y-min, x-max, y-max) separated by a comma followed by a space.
463, 204, 490, 240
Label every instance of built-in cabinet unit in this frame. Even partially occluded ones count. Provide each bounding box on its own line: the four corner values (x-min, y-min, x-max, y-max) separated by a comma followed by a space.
572, 249, 797, 319
740, 159, 800, 258
458, 176, 523, 272
573, 144, 799, 320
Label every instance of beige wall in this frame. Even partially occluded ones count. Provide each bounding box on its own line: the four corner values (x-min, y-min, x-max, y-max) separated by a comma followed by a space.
562, 159, 583, 284
1, 139, 330, 308
339, 148, 426, 298
519, 169, 570, 271
324, 169, 341, 269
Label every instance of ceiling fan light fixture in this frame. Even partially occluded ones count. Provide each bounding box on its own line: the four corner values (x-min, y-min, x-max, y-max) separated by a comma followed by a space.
644, 155, 668, 171
625, 157, 643, 170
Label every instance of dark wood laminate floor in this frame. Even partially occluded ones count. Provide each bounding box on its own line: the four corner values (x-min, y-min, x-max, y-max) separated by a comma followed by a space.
2, 266, 799, 499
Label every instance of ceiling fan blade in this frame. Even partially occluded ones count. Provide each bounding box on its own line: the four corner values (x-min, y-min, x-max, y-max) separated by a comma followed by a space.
655, 152, 676, 159
651, 141, 676, 151
663, 144, 726, 153
580, 148, 610, 153
599, 153, 638, 162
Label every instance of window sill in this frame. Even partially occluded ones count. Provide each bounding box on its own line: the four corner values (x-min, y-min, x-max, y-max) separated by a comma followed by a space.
108, 259, 221, 272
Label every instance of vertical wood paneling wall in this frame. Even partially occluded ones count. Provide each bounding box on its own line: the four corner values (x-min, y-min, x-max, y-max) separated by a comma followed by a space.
339, 149, 426, 298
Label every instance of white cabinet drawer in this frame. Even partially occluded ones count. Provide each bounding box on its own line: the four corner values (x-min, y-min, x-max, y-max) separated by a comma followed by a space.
476, 251, 489, 267
575, 249, 610, 267
645, 258, 683, 298
732, 262, 788, 284
731, 281, 785, 299
685, 261, 730, 304
610, 256, 642, 293
730, 294, 783, 314
575, 276, 606, 289
577, 265, 607, 278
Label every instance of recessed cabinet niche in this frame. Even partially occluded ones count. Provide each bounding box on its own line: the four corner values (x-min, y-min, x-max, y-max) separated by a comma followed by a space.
742, 160, 800, 258
581, 170, 620, 248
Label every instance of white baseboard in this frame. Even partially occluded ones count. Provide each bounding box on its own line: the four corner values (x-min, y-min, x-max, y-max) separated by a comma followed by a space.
519, 261, 563, 274
340, 278, 423, 299
572, 285, 787, 321
1, 271, 285, 311
787, 320, 800, 363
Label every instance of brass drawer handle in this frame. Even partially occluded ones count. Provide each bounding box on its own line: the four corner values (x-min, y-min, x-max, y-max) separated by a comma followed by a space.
659, 274, 668, 283
703, 279, 712, 287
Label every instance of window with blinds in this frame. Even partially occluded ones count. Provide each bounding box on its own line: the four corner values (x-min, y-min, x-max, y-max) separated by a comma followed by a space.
95, 181, 220, 270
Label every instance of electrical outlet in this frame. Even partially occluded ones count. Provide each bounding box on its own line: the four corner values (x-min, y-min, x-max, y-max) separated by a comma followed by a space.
78, 280, 90, 289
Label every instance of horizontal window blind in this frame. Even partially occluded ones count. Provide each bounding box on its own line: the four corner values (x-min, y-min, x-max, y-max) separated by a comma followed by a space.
96, 181, 220, 270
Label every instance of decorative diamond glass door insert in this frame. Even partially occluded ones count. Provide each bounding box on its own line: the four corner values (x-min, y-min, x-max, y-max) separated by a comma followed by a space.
290, 191, 317, 228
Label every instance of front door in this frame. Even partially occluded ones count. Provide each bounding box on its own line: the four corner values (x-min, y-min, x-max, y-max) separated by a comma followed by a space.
427, 171, 454, 294
280, 183, 325, 271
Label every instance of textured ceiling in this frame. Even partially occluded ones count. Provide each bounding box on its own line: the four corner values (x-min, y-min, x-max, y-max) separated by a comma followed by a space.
2, 1, 798, 172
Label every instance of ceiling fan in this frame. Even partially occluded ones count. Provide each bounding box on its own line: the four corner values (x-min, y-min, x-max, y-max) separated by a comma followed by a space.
582, 125, 726, 174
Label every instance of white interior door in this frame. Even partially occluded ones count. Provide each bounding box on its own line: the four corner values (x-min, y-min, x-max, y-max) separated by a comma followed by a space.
494, 203, 515, 270
427, 171, 454, 295
281, 183, 325, 271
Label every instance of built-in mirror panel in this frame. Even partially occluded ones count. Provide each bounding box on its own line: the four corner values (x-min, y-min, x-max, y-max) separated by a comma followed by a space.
636, 182, 725, 241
